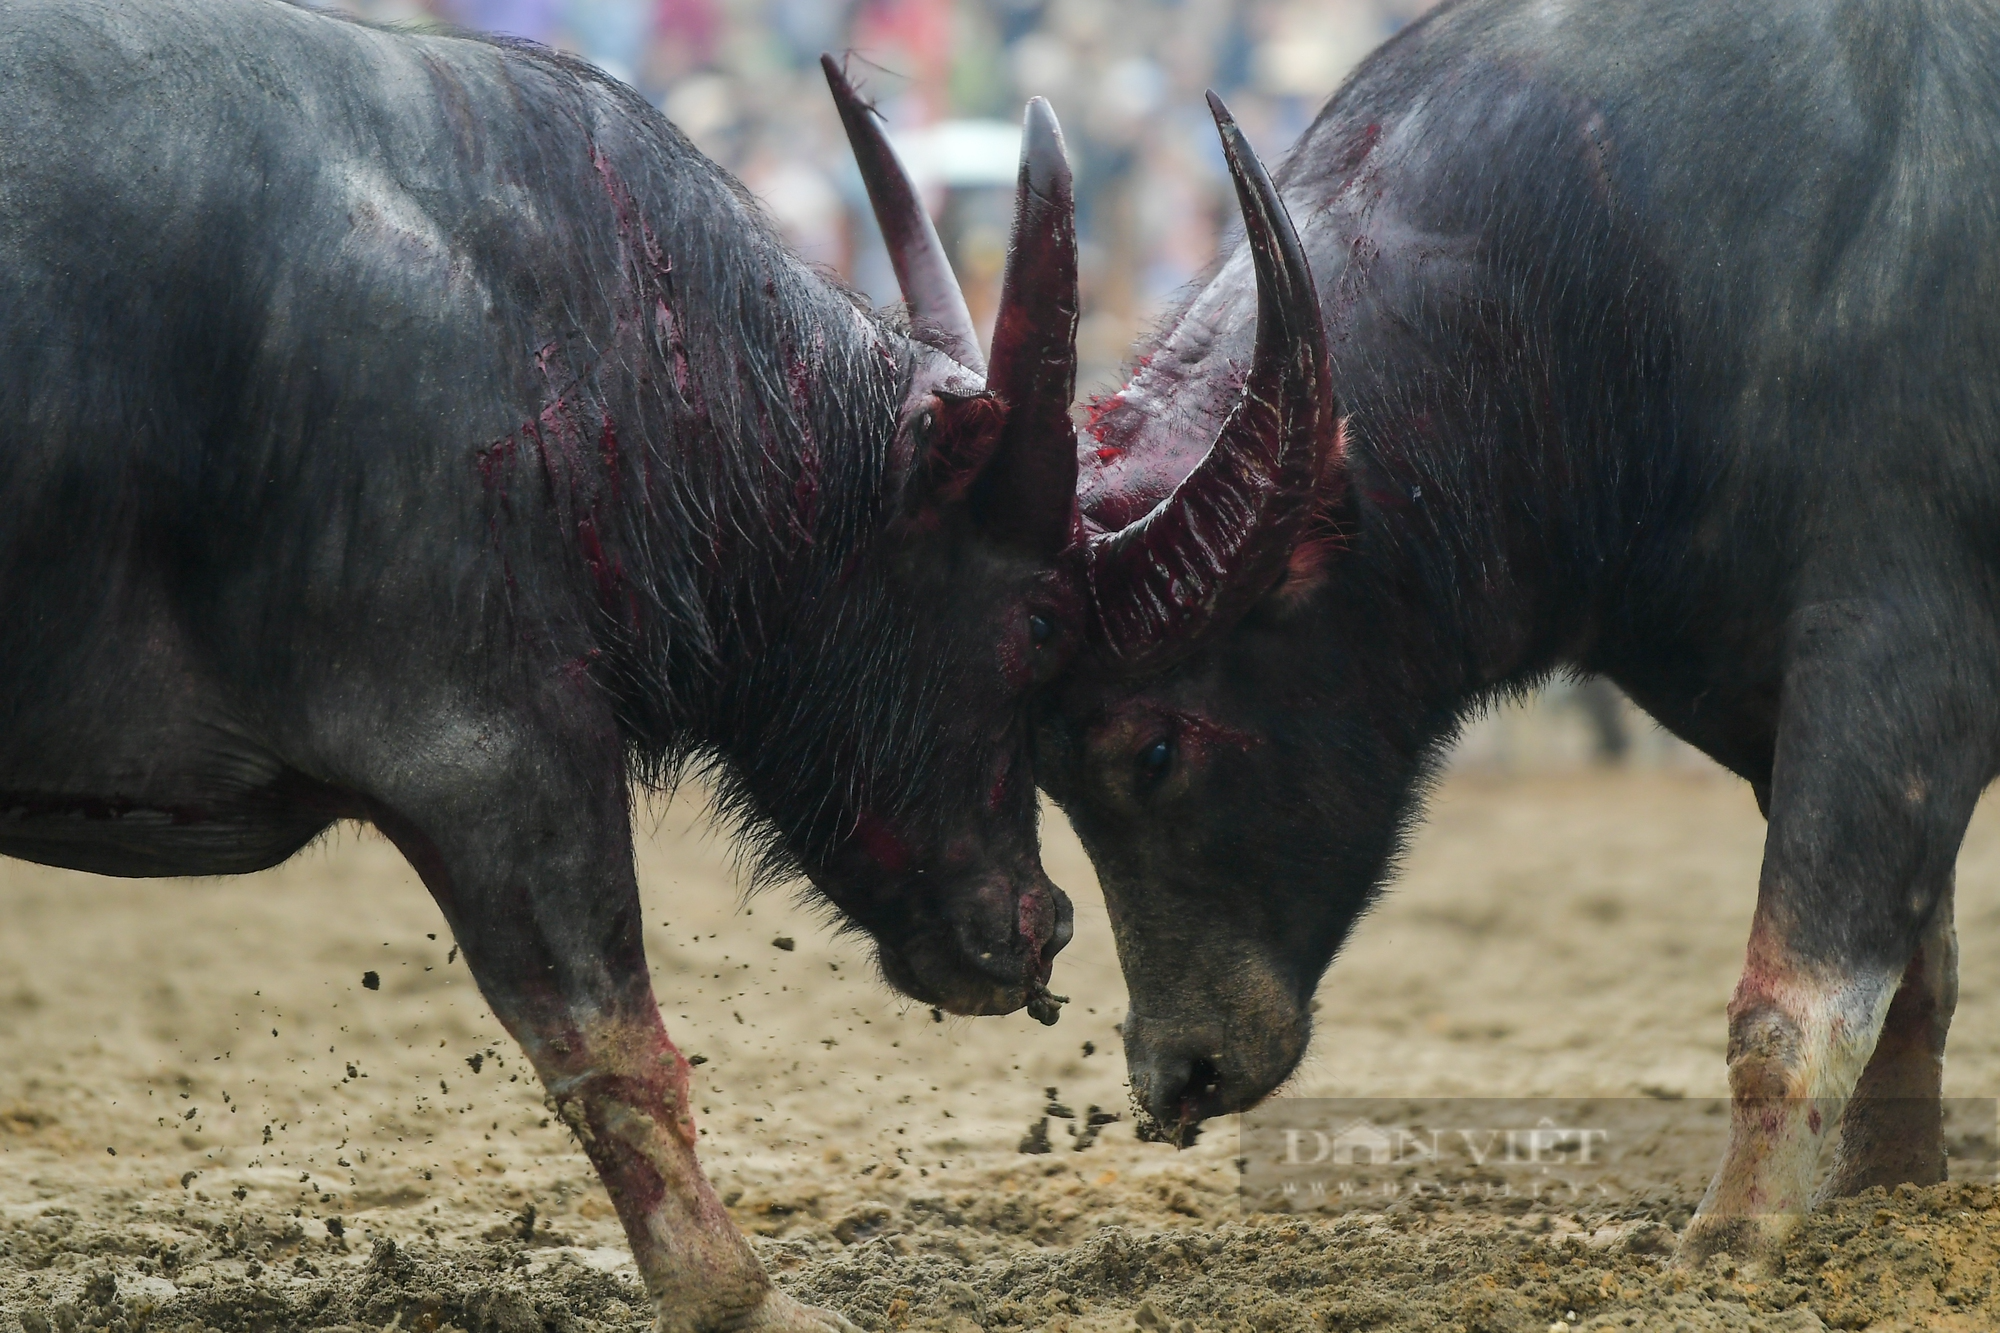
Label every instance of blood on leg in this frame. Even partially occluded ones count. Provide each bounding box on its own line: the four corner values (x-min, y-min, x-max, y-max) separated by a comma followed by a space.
525, 1005, 774, 1331
1683, 916, 1900, 1262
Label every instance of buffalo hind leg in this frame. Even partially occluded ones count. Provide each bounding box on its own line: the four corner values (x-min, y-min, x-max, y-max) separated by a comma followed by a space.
1817, 885, 1957, 1200
1681, 600, 1990, 1265
362, 708, 852, 1333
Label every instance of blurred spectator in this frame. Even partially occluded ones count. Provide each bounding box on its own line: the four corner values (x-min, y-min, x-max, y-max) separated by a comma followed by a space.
316, 0, 1434, 383
436, 0, 564, 42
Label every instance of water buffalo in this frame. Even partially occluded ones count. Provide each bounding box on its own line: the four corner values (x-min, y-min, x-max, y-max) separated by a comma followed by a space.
0, 2, 1082, 1326
1037, 0, 1995, 1259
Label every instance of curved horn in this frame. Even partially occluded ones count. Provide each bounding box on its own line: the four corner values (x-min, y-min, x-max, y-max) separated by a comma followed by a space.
982, 97, 1080, 554
1083, 92, 1339, 670
821, 54, 985, 374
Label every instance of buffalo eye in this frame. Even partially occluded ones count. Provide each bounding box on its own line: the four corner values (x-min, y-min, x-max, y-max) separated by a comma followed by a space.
1138, 738, 1173, 784
1028, 612, 1054, 646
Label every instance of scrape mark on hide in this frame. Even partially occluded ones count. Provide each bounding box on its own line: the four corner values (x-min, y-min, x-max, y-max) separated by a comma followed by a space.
656, 302, 695, 405
1080, 350, 1156, 450
1337, 122, 1383, 189
590, 144, 676, 348
477, 434, 517, 497
1083, 392, 1125, 446
561, 648, 606, 686
532, 1011, 704, 1232
575, 511, 624, 607
786, 330, 826, 541
589, 139, 681, 391
540, 397, 586, 476
597, 411, 622, 501
1578, 112, 1617, 207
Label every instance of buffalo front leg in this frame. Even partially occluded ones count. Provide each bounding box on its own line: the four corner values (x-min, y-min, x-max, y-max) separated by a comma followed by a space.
1681, 931, 1904, 1264
363, 713, 851, 1333
1681, 601, 1990, 1264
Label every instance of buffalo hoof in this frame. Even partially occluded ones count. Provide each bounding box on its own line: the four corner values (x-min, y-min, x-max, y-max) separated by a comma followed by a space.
672, 1291, 859, 1333
1676, 1210, 1797, 1273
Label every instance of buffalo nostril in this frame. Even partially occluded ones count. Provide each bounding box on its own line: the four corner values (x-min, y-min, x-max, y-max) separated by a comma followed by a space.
1180, 1056, 1223, 1117
1133, 1049, 1225, 1146
952, 907, 1023, 984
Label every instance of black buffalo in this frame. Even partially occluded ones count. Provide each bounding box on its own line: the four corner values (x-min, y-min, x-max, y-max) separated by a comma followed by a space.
0, 2, 1085, 1326
1038, 0, 1993, 1258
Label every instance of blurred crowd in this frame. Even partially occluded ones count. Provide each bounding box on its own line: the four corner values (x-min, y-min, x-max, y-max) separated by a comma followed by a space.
320, 0, 1432, 383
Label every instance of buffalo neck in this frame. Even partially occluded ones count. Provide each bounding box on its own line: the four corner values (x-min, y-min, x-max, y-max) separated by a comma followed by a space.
1080, 106, 1681, 727
1079, 264, 1562, 719
449, 40, 908, 761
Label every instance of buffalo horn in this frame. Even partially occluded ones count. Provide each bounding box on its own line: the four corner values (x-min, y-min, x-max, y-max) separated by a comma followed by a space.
1084, 92, 1338, 669
821, 55, 986, 374
980, 96, 1080, 555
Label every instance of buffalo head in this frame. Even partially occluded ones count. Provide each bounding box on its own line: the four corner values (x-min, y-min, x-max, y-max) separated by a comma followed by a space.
730, 61, 1084, 1020
1034, 97, 1392, 1130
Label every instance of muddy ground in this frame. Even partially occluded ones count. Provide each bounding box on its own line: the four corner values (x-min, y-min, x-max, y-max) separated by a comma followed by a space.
6, 732, 2000, 1332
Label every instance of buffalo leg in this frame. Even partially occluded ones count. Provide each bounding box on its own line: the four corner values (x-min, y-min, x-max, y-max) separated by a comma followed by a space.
362, 711, 851, 1333
1682, 602, 1989, 1263
1817, 884, 1958, 1199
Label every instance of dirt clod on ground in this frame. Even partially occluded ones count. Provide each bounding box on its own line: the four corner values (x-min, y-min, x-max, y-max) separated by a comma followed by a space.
5, 1182, 1999, 1331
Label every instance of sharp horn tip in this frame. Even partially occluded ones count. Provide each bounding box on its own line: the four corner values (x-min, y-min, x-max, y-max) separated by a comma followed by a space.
822, 54, 890, 129
1208, 99, 1270, 193
1019, 97, 1071, 192
1025, 98, 1066, 146
1205, 92, 1256, 175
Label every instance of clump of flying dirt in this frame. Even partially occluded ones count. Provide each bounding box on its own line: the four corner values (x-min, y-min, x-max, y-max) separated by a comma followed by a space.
1016, 1087, 1118, 1157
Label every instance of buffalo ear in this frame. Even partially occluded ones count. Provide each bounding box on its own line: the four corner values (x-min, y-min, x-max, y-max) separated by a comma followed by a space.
1266, 531, 1344, 609
897, 391, 1011, 519
1267, 421, 1355, 607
